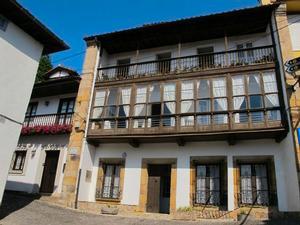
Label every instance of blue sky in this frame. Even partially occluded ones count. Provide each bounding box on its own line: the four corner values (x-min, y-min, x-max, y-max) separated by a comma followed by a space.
19, 0, 258, 73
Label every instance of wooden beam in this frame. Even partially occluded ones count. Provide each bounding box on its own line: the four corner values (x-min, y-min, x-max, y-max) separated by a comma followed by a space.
227, 135, 236, 146
176, 138, 185, 146
275, 133, 287, 143
129, 139, 140, 148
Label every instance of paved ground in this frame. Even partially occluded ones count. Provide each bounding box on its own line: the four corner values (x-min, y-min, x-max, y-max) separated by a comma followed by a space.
1, 192, 300, 225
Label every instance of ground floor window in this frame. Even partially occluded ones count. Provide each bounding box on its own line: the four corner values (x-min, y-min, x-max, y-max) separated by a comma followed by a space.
101, 164, 121, 199
10, 151, 26, 172
195, 164, 220, 205
240, 164, 269, 205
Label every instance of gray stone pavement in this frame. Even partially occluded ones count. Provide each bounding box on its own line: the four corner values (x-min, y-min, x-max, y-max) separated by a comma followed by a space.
0, 192, 299, 225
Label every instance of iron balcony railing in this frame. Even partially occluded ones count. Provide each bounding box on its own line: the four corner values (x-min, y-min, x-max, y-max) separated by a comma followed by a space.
97, 45, 275, 81
23, 113, 73, 127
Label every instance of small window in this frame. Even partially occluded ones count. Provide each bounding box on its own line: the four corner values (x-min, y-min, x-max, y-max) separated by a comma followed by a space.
157, 53, 171, 74
101, 164, 121, 199
240, 164, 269, 205
197, 47, 214, 68
10, 151, 27, 172
195, 164, 220, 205
24, 102, 38, 127
0, 15, 8, 31
57, 98, 75, 125
116, 58, 131, 78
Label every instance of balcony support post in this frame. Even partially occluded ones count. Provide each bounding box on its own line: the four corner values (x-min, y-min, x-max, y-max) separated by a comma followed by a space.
135, 48, 139, 77
177, 42, 181, 71
224, 33, 229, 66
227, 155, 235, 211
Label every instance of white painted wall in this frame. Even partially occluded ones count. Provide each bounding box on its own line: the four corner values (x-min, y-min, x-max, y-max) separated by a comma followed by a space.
78, 135, 300, 212
49, 71, 70, 79
101, 32, 272, 67
6, 135, 69, 195
30, 93, 77, 115
0, 20, 43, 204
288, 14, 300, 51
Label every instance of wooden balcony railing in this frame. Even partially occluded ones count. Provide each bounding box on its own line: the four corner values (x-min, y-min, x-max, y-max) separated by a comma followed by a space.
23, 113, 73, 127
89, 108, 283, 137
97, 45, 275, 82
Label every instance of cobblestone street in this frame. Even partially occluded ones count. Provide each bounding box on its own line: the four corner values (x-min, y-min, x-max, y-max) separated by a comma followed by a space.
0, 193, 299, 225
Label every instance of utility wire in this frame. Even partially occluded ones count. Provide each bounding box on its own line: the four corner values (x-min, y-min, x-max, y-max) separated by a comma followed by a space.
0, 113, 23, 126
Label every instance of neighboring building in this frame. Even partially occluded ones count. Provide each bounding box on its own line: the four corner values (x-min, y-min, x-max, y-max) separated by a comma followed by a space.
61, 4, 300, 219
260, 0, 300, 190
0, 0, 68, 204
5, 66, 81, 195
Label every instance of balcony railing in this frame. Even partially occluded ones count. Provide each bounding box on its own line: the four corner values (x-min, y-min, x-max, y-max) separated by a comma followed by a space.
97, 45, 275, 82
23, 113, 73, 127
89, 108, 283, 136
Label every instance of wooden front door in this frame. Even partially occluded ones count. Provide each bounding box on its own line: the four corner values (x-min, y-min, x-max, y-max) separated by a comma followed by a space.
40, 151, 60, 193
147, 176, 161, 213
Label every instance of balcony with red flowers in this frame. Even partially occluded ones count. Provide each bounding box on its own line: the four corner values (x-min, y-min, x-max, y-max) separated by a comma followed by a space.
21, 113, 73, 135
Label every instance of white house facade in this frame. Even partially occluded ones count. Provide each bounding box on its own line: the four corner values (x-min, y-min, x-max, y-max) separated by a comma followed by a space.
6, 67, 80, 196
0, 0, 68, 204
60, 4, 300, 219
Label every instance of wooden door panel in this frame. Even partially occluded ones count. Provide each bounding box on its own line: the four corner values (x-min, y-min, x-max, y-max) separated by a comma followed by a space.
40, 151, 59, 193
147, 176, 160, 213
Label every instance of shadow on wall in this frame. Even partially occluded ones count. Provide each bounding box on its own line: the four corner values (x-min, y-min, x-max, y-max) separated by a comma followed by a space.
0, 190, 40, 220
5, 181, 40, 194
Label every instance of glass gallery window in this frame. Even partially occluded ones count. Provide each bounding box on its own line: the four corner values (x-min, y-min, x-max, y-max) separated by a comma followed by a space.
133, 83, 176, 128
232, 71, 280, 124
92, 87, 131, 129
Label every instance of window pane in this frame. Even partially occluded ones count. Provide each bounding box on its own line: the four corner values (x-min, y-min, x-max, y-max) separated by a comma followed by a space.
102, 165, 114, 198
213, 114, 228, 124
181, 101, 194, 113
198, 79, 210, 98
149, 84, 161, 102
107, 88, 118, 105
163, 102, 176, 115
197, 100, 210, 112
197, 115, 210, 125
232, 76, 245, 96
267, 110, 281, 121
118, 105, 129, 117
263, 72, 277, 93
94, 90, 106, 106
264, 94, 279, 108
136, 86, 147, 103
241, 165, 253, 204
248, 74, 261, 94
92, 107, 103, 118
233, 96, 246, 110
181, 116, 194, 126
234, 113, 248, 123
255, 165, 269, 205
120, 87, 131, 104
163, 83, 176, 101
213, 98, 227, 111
181, 81, 194, 99
251, 112, 264, 123
106, 106, 117, 117
134, 104, 146, 116
212, 78, 226, 97
249, 95, 262, 109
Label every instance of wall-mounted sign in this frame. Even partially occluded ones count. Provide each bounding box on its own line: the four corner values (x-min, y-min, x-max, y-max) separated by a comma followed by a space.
285, 57, 300, 75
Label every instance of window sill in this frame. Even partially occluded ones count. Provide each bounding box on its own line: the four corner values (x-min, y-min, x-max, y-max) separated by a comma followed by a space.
8, 171, 25, 176
96, 198, 121, 204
